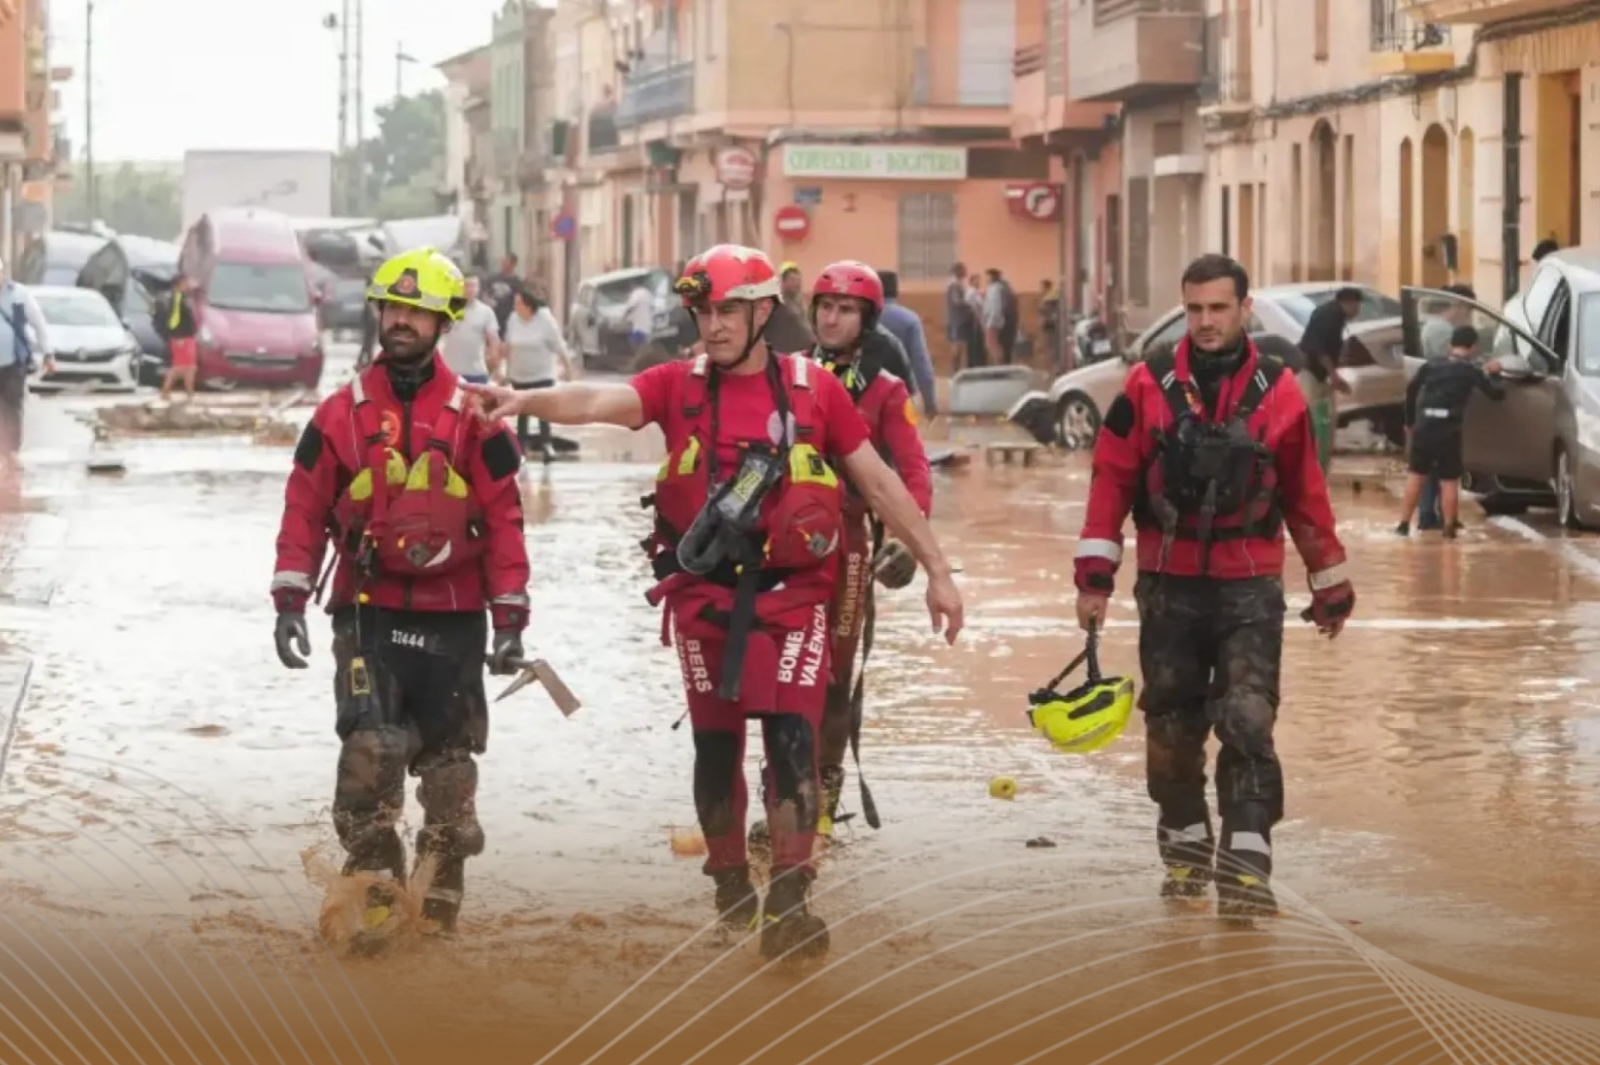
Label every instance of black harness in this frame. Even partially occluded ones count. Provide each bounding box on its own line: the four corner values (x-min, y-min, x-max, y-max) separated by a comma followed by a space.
1134, 351, 1285, 574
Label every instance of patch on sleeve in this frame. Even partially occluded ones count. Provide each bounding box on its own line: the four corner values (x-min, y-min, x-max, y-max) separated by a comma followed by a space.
903, 397, 919, 426
293, 422, 324, 472
481, 428, 522, 480
1103, 394, 1136, 438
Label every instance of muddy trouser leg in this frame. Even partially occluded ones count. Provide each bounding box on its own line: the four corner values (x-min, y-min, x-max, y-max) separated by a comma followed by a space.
1134, 574, 1217, 877
331, 607, 410, 883
676, 628, 751, 876
819, 517, 871, 774
0, 364, 25, 457
1208, 577, 1286, 885
401, 609, 491, 931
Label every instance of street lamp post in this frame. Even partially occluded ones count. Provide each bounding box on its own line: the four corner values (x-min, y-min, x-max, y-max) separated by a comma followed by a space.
396, 43, 417, 99
85, 0, 95, 224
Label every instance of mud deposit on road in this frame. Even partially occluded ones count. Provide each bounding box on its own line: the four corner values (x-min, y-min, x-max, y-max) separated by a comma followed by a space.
3, 409, 1599, 1061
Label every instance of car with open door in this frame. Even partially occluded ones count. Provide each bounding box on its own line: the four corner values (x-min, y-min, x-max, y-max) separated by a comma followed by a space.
1401, 278, 1600, 525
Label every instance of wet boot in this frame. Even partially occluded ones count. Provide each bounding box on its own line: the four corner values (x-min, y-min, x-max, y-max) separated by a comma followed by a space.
1394, 521, 1409, 536
711, 866, 761, 932
349, 876, 403, 957
758, 868, 829, 962
817, 765, 848, 841
1160, 864, 1212, 900
419, 855, 465, 936
1215, 825, 1277, 920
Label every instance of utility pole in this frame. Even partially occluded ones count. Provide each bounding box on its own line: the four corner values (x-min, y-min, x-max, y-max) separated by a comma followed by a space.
84, 0, 96, 224
353, 0, 364, 214
395, 43, 417, 100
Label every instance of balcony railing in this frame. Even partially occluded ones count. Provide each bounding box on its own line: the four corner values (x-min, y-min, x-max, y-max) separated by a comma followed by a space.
1013, 43, 1045, 77
1371, 0, 1451, 51
1093, 0, 1202, 27
1198, 13, 1250, 105
615, 61, 694, 130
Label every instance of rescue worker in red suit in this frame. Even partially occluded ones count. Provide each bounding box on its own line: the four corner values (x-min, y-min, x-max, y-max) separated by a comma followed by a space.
270, 247, 531, 950
1073, 254, 1356, 918
808, 261, 933, 840
465, 244, 964, 961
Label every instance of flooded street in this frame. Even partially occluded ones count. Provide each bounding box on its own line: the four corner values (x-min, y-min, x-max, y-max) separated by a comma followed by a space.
3, 348, 1599, 1063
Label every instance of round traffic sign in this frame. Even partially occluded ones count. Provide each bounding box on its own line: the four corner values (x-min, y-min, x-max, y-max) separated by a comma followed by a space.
774, 204, 810, 242
552, 210, 577, 240
1021, 184, 1060, 220
715, 146, 758, 190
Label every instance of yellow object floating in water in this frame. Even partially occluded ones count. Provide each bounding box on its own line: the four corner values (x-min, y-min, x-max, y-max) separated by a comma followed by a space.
989, 776, 1017, 801
362, 905, 392, 929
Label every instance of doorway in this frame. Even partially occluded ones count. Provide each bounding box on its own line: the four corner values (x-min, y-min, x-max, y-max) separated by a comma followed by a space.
1308, 121, 1336, 280
1398, 138, 1414, 288
1420, 124, 1449, 288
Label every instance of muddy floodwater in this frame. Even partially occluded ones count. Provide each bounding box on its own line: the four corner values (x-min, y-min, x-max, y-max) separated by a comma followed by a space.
3, 373, 1600, 1064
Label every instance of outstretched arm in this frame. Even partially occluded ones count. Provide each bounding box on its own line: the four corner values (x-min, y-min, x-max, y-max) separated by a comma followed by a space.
469, 380, 646, 430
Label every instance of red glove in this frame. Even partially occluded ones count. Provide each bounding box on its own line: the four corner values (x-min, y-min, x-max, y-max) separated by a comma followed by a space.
1074, 557, 1116, 596
1301, 580, 1354, 635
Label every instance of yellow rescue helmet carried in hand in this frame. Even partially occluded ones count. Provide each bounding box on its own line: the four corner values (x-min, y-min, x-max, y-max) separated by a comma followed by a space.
1026, 622, 1135, 755
367, 246, 468, 322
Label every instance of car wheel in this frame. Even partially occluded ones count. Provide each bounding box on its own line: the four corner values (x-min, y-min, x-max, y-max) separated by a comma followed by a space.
1556, 447, 1584, 530
1055, 392, 1101, 450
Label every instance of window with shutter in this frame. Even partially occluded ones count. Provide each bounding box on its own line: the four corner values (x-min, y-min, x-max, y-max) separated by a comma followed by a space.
897, 194, 958, 281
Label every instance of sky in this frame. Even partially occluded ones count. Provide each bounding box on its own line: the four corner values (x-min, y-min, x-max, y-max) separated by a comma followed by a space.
50, 0, 541, 162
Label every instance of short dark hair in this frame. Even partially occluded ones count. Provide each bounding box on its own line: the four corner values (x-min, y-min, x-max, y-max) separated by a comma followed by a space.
1532, 239, 1558, 261
1441, 282, 1477, 300
1450, 325, 1479, 349
878, 269, 899, 299
985, 267, 1002, 281
1179, 254, 1249, 300
1336, 286, 1363, 303
951, 262, 966, 276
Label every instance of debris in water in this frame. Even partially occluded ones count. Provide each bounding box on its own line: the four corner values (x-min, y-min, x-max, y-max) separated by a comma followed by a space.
669, 826, 707, 857
90, 400, 297, 439
1025, 837, 1056, 848
184, 724, 230, 738
989, 775, 1018, 801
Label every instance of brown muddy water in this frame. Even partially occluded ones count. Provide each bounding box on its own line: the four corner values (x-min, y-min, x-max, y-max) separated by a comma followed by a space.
2, 391, 1599, 1064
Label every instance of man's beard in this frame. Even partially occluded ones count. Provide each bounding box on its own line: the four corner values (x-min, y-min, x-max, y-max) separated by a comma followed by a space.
379, 323, 435, 362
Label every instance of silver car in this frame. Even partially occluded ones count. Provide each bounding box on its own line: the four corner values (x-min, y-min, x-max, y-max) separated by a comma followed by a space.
1402, 250, 1600, 525
1023, 283, 1408, 449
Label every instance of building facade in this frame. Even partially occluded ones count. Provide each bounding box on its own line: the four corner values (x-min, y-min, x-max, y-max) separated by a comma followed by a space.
1, 0, 59, 264
437, 45, 492, 269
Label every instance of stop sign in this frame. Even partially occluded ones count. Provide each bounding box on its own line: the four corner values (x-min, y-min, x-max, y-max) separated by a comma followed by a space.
774, 205, 810, 242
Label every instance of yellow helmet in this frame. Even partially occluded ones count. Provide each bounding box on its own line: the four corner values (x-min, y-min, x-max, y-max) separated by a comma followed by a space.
1026, 627, 1135, 755
780, 260, 801, 276
367, 246, 467, 322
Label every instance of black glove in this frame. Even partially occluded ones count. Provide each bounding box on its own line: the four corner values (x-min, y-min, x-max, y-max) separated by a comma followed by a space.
274, 612, 311, 669
489, 630, 524, 676
873, 540, 918, 590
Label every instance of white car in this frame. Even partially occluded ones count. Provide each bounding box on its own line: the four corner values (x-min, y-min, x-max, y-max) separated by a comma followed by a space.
27, 284, 142, 392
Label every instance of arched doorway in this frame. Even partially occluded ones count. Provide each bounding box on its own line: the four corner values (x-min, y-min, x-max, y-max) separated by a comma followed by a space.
1309, 121, 1337, 281
1421, 124, 1449, 288
1457, 128, 1475, 288
1399, 138, 1414, 288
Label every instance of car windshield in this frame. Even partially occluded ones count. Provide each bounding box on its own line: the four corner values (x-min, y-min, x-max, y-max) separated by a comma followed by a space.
35, 292, 121, 328
1578, 293, 1600, 375
1273, 288, 1403, 327
206, 262, 313, 313
595, 274, 669, 309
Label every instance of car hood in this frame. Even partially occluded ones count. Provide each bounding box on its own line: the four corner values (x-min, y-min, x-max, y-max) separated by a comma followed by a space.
1047, 357, 1133, 404
203, 305, 319, 350
46, 323, 132, 354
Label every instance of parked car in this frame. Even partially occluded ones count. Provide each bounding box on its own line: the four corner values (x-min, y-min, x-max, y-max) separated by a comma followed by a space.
568, 267, 692, 371
1402, 250, 1600, 524
179, 208, 324, 390
14, 229, 178, 386
1014, 283, 1409, 449
26, 284, 143, 392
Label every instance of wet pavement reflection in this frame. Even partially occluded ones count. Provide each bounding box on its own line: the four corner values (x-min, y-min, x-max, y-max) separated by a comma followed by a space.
3, 376, 1599, 1058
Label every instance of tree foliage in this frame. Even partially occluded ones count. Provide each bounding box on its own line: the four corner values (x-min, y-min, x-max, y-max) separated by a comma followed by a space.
333, 89, 449, 220
54, 163, 184, 240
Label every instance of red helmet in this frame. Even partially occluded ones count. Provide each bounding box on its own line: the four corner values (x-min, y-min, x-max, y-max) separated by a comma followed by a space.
674, 244, 781, 308
813, 260, 885, 313
811, 260, 884, 342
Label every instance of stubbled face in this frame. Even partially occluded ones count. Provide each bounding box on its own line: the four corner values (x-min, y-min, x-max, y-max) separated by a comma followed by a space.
813, 294, 866, 353
781, 272, 802, 299
1182, 277, 1251, 354
379, 301, 445, 361
695, 298, 773, 365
